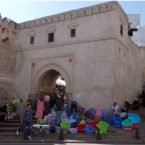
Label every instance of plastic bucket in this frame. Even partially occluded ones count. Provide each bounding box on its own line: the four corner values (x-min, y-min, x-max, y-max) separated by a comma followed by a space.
85, 125, 94, 135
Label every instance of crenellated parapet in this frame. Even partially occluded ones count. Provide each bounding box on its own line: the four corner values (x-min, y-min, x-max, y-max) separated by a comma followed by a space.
0, 14, 17, 47
17, 1, 117, 30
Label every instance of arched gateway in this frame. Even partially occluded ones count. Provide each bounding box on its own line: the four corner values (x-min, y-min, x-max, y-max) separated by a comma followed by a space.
31, 63, 72, 96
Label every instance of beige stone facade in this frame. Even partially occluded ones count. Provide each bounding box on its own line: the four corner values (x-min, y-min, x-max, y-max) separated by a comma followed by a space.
0, 1, 145, 109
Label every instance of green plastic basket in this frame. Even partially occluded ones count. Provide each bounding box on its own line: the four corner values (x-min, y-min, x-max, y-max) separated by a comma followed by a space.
98, 121, 109, 134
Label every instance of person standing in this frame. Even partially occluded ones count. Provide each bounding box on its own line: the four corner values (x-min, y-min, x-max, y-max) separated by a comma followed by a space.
55, 92, 64, 125
23, 103, 32, 140
112, 102, 120, 117
18, 99, 24, 122
43, 95, 51, 117
71, 101, 77, 114
49, 88, 58, 109
16, 98, 25, 135
27, 94, 33, 109
35, 97, 44, 120
142, 90, 145, 107
120, 100, 130, 119
0, 104, 7, 125
132, 97, 140, 110
121, 100, 130, 113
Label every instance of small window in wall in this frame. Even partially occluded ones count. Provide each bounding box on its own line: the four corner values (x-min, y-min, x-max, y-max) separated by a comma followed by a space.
48, 32, 54, 42
1, 28, 6, 33
120, 24, 123, 36
30, 36, 34, 44
70, 28, 76, 37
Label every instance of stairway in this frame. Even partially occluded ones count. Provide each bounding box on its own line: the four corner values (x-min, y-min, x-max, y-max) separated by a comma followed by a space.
0, 119, 21, 136
0, 116, 37, 136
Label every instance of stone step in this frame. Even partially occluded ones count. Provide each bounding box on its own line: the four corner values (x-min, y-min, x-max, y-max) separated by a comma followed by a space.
0, 119, 37, 133
0, 131, 17, 136
4, 119, 37, 123
5, 120, 21, 123
0, 126, 17, 132
2, 123, 22, 127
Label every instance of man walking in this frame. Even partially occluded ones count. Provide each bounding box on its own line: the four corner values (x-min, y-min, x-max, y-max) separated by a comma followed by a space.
16, 98, 25, 135
23, 103, 32, 140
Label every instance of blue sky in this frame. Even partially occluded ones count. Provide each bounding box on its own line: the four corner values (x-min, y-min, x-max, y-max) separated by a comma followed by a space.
0, 1, 145, 25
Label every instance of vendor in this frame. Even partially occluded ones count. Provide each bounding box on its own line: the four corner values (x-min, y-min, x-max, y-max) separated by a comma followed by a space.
71, 101, 77, 114
142, 90, 145, 107
120, 100, 130, 119
43, 95, 51, 117
35, 96, 44, 120
112, 102, 120, 117
55, 92, 64, 125
121, 100, 130, 113
132, 97, 140, 110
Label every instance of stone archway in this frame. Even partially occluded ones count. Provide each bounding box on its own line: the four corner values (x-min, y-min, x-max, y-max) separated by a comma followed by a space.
32, 63, 72, 95
37, 69, 63, 94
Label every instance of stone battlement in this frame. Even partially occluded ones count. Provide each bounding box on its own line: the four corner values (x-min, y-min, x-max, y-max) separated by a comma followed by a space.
17, 1, 121, 30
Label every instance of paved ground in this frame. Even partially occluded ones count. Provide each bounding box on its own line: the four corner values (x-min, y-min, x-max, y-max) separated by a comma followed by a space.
0, 129, 144, 144
0, 143, 144, 145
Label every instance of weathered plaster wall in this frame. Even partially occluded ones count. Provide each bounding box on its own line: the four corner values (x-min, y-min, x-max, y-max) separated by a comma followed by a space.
0, 45, 16, 103
112, 39, 143, 104
15, 39, 116, 109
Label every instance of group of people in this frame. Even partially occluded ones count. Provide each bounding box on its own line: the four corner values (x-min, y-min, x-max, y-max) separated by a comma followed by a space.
0, 104, 7, 124
112, 97, 140, 119
16, 87, 69, 140
34, 87, 69, 124
9, 89, 145, 140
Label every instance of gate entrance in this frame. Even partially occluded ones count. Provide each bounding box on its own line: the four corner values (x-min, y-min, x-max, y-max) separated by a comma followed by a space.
37, 69, 66, 95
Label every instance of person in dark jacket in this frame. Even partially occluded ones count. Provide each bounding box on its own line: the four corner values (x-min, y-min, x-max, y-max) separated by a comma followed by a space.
49, 95, 56, 109
132, 97, 140, 110
27, 94, 33, 110
142, 90, 145, 107
71, 101, 77, 114
55, 92, 64, 125
120, 100, 130, 119
0, 104, 7, 124
43, 95, 51, 117
121, 100, 130, 113
23, 103, 32, 140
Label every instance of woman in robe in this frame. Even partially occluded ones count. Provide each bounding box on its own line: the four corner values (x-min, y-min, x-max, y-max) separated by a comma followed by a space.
35, 96, 44, 119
